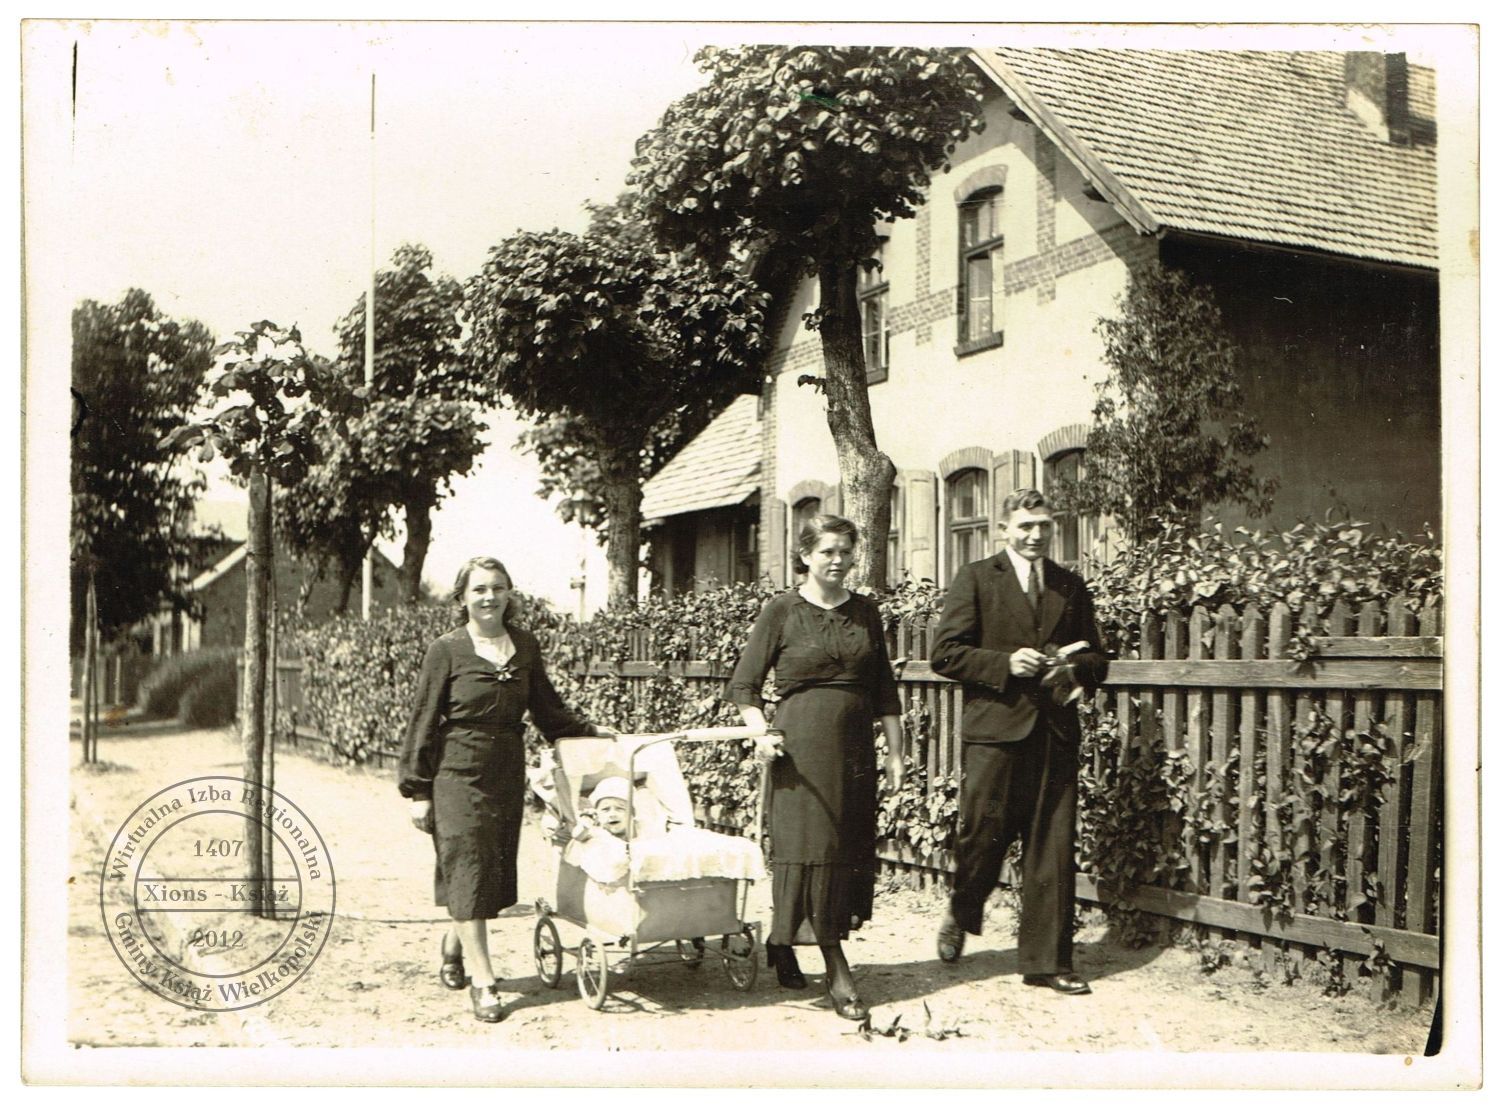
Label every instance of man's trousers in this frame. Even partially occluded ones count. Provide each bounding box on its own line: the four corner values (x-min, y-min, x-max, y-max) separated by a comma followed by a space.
948, 720, 1078, 975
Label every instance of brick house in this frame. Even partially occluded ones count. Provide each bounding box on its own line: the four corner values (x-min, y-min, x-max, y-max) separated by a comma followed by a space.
640, 48, 1439, 594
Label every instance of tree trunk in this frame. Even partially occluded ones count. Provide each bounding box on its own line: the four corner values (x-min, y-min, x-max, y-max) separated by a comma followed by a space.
599, 442, 643, 609
241, 468, 271, 917
817, 262, 896, 590
400, 490, 435, 603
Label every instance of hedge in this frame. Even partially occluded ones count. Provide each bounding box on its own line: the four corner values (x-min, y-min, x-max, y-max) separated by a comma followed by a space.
286, 514, 1442, 912
138, 646, 240, 721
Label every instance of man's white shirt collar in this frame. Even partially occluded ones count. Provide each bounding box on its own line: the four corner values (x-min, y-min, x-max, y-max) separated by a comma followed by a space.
1002, 546, 1043, 592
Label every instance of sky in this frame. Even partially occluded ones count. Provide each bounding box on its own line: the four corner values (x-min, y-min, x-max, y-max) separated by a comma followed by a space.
28, 21, 716, 613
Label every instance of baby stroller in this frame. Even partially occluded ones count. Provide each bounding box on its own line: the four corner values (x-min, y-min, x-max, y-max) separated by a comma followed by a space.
531, 727, 770, 1009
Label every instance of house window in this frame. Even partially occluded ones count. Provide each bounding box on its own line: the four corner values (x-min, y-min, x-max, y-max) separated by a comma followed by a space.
957, 188, 1004, 354
947, 468, 989, 574
1043, 449, 1084, 567
858, 239, 890, 383
735, 506, 759, 585
791, 496, 821, 575
887, 483, 903, 586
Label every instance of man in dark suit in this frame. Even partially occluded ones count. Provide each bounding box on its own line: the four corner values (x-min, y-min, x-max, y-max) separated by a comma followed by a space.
930, 488, 1108, 995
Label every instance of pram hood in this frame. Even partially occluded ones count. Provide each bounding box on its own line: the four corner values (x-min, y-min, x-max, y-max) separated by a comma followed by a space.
542, 734, 697, 836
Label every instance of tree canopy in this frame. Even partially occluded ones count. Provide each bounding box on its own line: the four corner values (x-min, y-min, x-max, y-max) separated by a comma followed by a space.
1070, 263, 1277, 541
463, 228, 765, 605
166, 320, 360, 482
70, 289, 216, 644
631, 46, 985, 270
629, 46, 985, 587
288, 243, 486, 603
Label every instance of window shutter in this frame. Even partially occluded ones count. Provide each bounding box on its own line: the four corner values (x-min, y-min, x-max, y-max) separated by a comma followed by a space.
903, 471, 938, 583
992, 450, 1037, 550
763, 496, 787, 586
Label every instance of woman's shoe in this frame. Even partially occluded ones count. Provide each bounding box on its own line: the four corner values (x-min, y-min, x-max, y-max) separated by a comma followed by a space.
439, 939, 467, 990
469, 983, 506, 1023
826, 984, 868, 1022
766, 943, 807, 989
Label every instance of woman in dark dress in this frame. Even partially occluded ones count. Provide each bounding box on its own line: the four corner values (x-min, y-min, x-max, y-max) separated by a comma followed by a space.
727, 514, 904, 1021
399, 556, 606, 1023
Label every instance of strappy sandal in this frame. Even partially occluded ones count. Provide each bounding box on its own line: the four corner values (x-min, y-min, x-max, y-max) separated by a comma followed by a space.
826, 983, 868, 1022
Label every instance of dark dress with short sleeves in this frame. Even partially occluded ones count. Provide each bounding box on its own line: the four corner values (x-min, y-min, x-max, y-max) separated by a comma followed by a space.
398, 625, 594, 920
727, 591, 901, 946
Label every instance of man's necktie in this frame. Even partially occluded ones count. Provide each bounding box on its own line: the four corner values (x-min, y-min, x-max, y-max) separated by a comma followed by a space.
1026, 559, 1042, 612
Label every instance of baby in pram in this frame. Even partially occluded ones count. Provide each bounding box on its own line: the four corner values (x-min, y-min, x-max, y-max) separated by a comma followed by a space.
529, 740, 765, 891
564, 776, 645, 886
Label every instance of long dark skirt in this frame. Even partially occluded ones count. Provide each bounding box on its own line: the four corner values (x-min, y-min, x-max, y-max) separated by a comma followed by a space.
767, 684, 878, 946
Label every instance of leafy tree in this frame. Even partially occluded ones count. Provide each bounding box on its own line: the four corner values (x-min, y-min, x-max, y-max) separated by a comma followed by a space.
630, 46, 986, 587
1068, 264, 1277, 541
518, 404, 725, 537
275, 423, 391, 613
464, 230, 766, 607
165, 320, 361, 912
332, 244, 486, 601
515, 198, 740, 541
70, 290, 215, 646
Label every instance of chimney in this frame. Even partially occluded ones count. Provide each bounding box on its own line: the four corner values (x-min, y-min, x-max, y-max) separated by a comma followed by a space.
1344, 52, 1411, 145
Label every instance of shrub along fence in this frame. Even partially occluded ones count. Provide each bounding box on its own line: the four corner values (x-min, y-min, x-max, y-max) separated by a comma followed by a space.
263, 585, 1441, 1008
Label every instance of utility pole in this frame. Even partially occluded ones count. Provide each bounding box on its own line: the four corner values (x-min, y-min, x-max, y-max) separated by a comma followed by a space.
362, 71, 376, 620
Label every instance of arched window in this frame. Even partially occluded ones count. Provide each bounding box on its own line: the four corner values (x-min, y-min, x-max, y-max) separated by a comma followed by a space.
947, 467, 990, 573
792, 495, 822, 533
957, 187, 1004, 352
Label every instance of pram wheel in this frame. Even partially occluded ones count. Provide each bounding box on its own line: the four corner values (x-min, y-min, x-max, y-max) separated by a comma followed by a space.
534, 916, 563, 988
676, 938, 706, 966
721, 927, 758, 991
576, 937, 610, 1009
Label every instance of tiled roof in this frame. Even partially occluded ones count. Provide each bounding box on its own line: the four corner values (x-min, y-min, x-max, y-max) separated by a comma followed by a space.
975, 49, 1437, 269
640, 394, 761, 520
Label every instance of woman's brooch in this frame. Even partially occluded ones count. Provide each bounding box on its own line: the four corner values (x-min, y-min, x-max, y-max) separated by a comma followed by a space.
494, 661, 518, 682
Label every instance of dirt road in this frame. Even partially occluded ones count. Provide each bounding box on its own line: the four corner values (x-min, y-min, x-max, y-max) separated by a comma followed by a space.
64, 720, 1434, 1072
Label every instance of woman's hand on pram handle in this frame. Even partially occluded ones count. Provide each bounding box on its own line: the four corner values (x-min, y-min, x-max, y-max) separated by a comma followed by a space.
409, 799, 434, 834
753, 731, 786, 764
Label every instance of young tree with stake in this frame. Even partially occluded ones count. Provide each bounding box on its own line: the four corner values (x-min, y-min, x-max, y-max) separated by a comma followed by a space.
165, 322, 362, 912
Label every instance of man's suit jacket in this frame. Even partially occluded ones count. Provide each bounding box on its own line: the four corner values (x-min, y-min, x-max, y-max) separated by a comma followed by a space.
931, 555, 1109, 744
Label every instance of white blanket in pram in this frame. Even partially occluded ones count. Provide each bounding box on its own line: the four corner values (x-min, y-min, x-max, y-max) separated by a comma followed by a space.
628, 827, 766, 884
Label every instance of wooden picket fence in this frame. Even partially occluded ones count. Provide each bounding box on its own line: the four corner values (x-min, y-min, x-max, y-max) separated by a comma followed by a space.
70, 649, 153, 707
266, 593, 1442, 1005
598, 595, 1442, 1004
